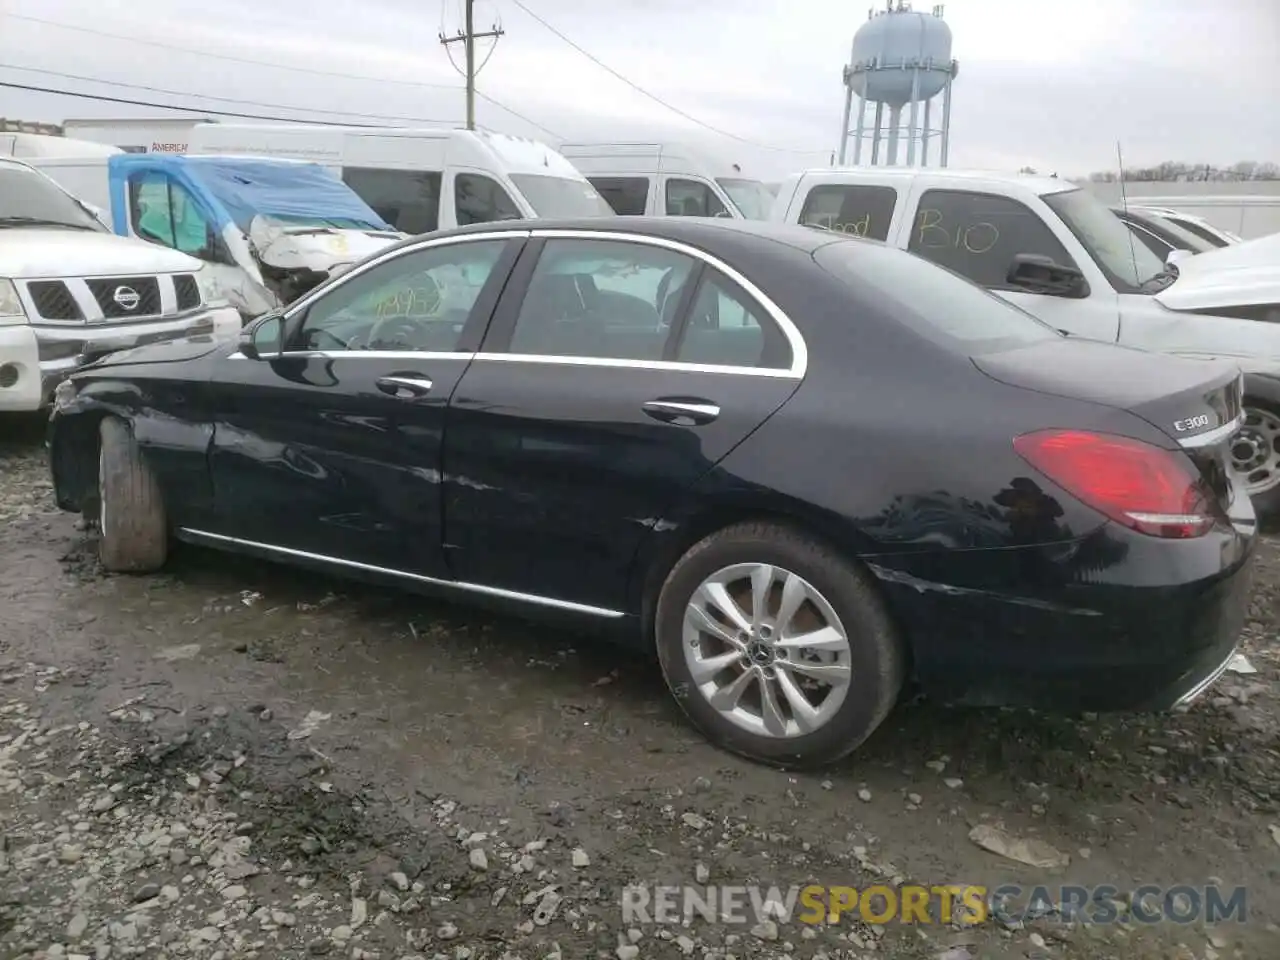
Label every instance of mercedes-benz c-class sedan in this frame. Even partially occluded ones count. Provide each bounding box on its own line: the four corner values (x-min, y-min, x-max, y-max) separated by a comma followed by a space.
48, 218, 1256, 768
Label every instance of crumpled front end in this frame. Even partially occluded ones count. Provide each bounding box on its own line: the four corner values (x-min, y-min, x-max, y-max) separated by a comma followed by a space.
248, 217, 404, 304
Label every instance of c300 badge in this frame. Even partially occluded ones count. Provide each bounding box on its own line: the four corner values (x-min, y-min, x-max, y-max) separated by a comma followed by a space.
1173, 414, 1212, 432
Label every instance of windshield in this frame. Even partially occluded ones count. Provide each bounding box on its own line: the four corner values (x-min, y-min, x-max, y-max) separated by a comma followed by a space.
1042, 188, 1165, 293
815, 239, 1062, 354
509, 174, 615, 218
1133, 212, 1216, 254
0, 165, 105, 232
717, 177, 773, 220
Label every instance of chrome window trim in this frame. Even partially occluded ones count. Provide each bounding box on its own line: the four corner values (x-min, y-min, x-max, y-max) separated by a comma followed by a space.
176, 527, 625, 619
527, 228, 808, 379
228, 350, 473, 361
470, 352, 798, 378
245, 225, 810, 379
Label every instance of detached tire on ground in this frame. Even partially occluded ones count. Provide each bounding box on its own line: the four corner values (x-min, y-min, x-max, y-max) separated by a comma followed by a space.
97, 416, 168, 573
654, 521, 906, 769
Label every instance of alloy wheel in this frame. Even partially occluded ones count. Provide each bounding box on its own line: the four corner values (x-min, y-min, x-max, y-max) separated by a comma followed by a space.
681, 562, 853, 738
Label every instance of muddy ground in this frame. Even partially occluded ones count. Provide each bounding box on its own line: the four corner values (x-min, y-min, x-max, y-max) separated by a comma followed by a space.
2, 414, 1279, 960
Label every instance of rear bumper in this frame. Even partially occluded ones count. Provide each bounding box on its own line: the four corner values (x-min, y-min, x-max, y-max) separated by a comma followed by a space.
0, 306, 239, 412
874, 520, 1256, 712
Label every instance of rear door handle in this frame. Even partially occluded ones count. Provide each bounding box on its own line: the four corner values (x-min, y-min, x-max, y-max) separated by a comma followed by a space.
642, 398, 721, 426
376, 375, 434, 400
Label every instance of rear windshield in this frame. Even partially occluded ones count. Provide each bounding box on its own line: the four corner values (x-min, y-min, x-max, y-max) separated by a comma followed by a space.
813, 239, 1062, 354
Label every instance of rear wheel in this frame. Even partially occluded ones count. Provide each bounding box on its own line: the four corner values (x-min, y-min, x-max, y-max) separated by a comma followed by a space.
654, 522, 905, 769
1233, 399, 1280, 521
97, 416, 168, 573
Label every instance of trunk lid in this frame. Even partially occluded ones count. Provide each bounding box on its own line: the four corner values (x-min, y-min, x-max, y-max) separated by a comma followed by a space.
973, 337, 1244, 516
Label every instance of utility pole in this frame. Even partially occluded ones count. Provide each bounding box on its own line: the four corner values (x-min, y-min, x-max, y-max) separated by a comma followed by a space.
439, 0, 504, 130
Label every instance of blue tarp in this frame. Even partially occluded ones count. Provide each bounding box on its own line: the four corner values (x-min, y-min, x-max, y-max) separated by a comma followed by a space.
106, 154, 393, 236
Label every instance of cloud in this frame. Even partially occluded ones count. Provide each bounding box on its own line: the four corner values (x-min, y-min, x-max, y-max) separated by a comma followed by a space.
0, 0, 1276, 179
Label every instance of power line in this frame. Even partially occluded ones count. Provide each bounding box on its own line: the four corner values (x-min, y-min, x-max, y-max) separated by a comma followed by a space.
4, 13, 556, 136
0, 64, 458, 126
0, 80, 432, 126
506, 0, 826, 155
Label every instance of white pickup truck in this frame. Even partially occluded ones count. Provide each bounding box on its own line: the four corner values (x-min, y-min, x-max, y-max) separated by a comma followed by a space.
0, 156, 240, 412
771, 168, 1280, 515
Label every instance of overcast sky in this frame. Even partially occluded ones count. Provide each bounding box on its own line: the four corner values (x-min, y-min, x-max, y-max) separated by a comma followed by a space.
1, 0, 1277, 180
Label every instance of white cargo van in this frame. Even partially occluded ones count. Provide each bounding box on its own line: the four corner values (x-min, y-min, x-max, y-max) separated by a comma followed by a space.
186, 125, 615, 234
557, 142, 775, 220
772, 166, 1280, 514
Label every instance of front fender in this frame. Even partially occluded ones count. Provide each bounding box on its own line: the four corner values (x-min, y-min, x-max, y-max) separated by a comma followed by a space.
49, 377, 215, 521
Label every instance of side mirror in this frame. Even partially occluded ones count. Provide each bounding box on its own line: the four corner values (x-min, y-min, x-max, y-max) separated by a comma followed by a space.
238, 312, 284, 361
1007, 253, 1089, 299
1166, 248, 1192, 268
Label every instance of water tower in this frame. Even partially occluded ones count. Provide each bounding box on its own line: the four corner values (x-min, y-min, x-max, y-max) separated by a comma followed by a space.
837, 1, 958, 166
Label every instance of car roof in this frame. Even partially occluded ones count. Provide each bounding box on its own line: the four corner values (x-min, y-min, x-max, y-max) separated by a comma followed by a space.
394, 216, 845, 256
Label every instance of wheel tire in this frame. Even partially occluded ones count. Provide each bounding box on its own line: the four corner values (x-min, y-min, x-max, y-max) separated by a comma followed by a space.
97, 416, 168, 573
1238, 398, 1280, 524
654, 521, 905, 769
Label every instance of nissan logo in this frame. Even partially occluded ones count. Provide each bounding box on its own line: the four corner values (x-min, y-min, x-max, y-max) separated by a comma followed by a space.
112, 286, 141, 310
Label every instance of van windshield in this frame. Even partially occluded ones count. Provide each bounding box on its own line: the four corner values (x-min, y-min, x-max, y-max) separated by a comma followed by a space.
509, 175, 615, 218
717, 178, 773, 220
0, 165, 105, 232
1042, 188, 1165, 294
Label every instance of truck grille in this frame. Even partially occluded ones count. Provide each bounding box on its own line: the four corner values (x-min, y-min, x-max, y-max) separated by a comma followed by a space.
26, 281, 84, 321
84, 277, 162, 319
172, 274, 201, 311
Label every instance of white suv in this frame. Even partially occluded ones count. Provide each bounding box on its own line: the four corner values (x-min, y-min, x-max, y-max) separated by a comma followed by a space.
0, 157, 240, 412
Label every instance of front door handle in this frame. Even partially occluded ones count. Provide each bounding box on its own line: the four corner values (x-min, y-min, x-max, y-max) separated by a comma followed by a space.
376, 375, 434, 400
642, 398, 721, 426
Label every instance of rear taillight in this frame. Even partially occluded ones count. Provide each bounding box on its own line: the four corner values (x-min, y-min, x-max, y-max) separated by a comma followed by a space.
1013, 429, 1215, 539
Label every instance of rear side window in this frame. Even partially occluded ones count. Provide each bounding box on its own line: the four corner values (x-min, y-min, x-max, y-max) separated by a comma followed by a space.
455, 173, 523, 225
797, 184, 897, 241
815, 240, 1061, 353
343, 167, 440, 234
665, 178, 728, 217
591, 177, 649, 215
674, 272, 792, 370
908, 190, 1078, 289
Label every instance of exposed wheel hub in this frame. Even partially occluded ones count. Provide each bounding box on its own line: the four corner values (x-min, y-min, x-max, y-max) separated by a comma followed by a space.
1232, 406, 1280, 497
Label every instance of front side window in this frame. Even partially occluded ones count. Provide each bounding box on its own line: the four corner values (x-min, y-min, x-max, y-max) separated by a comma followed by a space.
675, 272, 792, 370
455, 173, 523, 225
815, 240, 1061, 354
509, 175, 614, 218
127, 173, 212, 256
507, 239, 697, 360
665, 178, 729, 217
716, 178, 773, 220
798, 184, 898, 241
1042, 188, 1164, 292
342, 167, 441, 235
293, 239, 509, 353
590, 177, 649, 216
909, 190, 1079, 290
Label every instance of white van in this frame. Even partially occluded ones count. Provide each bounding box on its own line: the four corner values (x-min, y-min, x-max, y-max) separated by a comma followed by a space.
557, 142, 775, 220
186, 125, 615, 233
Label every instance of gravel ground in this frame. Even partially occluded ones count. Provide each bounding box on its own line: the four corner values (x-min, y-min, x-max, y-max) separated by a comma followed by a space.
3, 413, 1280, 960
